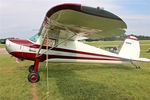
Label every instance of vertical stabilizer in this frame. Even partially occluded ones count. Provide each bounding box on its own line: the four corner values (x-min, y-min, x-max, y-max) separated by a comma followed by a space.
119, 36, 140, 59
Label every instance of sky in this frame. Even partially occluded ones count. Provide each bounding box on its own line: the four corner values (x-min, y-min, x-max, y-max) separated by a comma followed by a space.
0, 0, 150, 39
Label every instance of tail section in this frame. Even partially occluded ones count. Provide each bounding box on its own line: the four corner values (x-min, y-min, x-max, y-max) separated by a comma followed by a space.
119, 36, 140, 59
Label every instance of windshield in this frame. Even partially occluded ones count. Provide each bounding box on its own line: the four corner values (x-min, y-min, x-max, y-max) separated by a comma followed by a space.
29, 33, 39, 42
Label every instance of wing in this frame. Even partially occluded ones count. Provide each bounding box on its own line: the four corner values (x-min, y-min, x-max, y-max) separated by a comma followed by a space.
39, 3, 127, 40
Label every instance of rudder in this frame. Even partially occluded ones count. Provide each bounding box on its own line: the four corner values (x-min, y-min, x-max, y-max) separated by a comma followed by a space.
119, 36, 140, 59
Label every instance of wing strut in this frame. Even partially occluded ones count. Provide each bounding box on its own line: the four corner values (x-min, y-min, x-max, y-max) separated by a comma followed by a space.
45, 32, 50, 99
36, 29, 48, 57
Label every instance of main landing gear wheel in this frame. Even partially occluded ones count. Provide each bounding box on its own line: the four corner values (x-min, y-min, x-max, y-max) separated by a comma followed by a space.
29, 65, 34, 72
28, 72, 40, 83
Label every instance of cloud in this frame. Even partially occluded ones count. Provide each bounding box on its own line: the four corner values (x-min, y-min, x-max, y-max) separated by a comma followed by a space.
0, 0, 150, 39
125, 15, 150, 36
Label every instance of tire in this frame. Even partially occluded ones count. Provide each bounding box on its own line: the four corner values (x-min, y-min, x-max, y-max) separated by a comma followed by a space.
28, 72, 40, 83
29, 65, 34, 73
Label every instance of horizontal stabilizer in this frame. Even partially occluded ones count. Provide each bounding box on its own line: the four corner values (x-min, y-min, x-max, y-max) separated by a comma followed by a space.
132, 58, 150, 62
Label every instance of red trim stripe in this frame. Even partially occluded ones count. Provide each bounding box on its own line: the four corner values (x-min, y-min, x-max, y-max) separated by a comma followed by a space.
10, 52, 120, 62
10, 39, 120, 59
49, 55, 120, 61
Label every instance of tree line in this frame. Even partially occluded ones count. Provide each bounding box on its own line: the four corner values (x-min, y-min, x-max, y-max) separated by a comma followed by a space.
85, 34, 150, 41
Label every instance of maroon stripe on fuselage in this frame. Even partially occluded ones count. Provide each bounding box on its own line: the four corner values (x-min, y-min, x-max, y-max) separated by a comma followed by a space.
10, 39, 120, 59
9, 39, 34, 46
49, 55, 120, 61
51, 48, 120, 59
10, 52, 120, 62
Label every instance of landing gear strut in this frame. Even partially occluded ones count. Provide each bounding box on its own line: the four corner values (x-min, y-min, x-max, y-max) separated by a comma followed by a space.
29, 65, 34, 72
28, 59, 40, 83
131, 61, 140, 69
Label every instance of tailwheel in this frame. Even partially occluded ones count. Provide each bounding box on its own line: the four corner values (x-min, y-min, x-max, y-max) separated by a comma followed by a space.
29, 65, 34, 72
28, 72, 40, 83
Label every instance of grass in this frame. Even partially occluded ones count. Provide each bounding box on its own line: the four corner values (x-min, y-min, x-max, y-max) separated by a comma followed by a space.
0, 44, 5, 48
0, 40, 150, 100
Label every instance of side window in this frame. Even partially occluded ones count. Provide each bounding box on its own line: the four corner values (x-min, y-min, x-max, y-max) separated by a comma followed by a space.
29, 33, 39, 42
44, 38, 56, 47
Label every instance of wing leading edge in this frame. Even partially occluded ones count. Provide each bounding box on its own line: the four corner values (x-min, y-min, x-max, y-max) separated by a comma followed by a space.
39, 3, 127, 40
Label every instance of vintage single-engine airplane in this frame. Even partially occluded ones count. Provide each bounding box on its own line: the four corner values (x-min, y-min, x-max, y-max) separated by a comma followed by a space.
5, 3, 150, 83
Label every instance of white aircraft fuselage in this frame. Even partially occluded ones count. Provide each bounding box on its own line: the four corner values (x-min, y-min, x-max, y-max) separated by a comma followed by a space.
6, 38, 125, 64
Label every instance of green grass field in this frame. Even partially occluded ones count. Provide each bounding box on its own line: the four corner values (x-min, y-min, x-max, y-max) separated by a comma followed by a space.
0, 40, 150, 100
0, 44, 5, 48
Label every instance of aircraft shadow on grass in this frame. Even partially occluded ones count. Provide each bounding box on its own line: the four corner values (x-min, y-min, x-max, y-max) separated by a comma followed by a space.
39, 63, 133, 99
